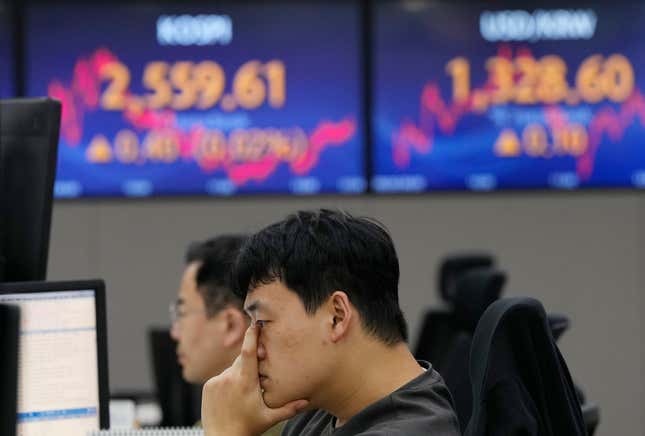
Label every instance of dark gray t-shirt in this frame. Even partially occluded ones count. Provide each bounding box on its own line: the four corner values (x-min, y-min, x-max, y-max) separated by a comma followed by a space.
282, 361, 461, 436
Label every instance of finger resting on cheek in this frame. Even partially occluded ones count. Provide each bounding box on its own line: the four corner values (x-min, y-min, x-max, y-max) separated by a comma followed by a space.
242, 325, 258, 353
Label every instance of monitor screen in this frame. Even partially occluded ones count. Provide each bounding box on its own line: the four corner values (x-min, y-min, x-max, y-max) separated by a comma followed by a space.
372, 1, 645, 192
0, 281, 109, 436
26, 1, 366, 198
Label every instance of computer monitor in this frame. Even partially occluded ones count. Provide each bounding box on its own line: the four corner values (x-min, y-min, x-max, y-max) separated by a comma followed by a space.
0, 98, 61, 282
0, 280, 110, 435
0, 303, 20, 436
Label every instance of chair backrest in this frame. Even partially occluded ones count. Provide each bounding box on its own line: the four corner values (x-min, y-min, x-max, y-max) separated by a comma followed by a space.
581, 402, 600, 436
453, 268, 506, 332
439, 331, 473, 432
413, 309, 458, 366
438, 268, 506, 430
415, 266, 504, 367
438, 253, 495, 302
465, 297, 587, 436
547, 313, 571, 342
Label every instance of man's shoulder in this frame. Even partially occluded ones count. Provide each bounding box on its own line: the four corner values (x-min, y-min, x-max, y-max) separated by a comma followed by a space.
281, 367, 461, 436
282, 409, 333, 436
362, 366, 461, 435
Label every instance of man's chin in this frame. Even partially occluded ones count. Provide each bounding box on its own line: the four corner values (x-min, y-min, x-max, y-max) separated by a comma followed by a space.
181, 368, 201, 385
262, 391, 310, 410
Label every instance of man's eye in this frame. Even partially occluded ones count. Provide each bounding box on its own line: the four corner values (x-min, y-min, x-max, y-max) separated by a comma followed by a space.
256, 320, 267, 328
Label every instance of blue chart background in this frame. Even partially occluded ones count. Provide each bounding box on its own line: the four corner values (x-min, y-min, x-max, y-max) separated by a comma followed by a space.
26, 2, 365, 197
372, 1, 645, 192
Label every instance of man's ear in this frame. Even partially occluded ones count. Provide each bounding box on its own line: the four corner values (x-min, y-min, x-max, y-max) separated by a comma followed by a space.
221, 307, 249, 348
328, 291, 353, 342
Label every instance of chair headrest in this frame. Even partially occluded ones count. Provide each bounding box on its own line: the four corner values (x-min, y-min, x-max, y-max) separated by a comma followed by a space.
438, 253, 495, 303
453, 267, 506, 331
547, 312, 571, 342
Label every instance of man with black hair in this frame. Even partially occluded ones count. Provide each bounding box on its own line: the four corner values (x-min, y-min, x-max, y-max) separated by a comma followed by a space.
201, 210, 461, 436
171, 235, 249, 385
170, 234, 285, 436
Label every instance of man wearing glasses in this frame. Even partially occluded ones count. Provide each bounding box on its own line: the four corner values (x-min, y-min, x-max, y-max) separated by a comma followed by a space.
170, 234, 284, 436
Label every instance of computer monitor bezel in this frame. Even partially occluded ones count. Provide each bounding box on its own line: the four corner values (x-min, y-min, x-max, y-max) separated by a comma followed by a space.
0, 279, 110, 430
0, 97, 61, 282
0, 303, 20, 436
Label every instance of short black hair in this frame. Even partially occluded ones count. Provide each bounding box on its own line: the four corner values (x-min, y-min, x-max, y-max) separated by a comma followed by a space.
232, 209, 408, 345
185, 234, 247, 317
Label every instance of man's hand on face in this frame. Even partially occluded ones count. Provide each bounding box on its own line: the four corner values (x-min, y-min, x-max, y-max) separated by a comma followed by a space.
201, 324, 309, 436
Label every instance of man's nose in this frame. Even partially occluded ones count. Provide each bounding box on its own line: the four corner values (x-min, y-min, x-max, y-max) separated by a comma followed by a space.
170, 321, 180, 341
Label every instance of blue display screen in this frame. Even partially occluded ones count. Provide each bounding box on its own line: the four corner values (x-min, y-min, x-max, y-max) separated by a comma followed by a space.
27, 2, 365, 197
372, 1, 645, 192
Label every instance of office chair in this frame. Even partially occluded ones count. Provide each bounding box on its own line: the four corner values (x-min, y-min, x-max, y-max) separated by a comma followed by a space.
547, 313, 570, 342
465, 297, 586, 436
438, 253, 496, 303
414, 253, 496, 365
581, 402, 600, 436
438, 268, 506, 430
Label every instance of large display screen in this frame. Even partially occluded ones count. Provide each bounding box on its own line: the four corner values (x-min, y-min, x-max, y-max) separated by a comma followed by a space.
27, 2, 365, 197
372, 1, 645, 192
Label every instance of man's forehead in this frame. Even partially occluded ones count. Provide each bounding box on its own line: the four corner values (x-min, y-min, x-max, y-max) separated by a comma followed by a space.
243, 283, 276, 314
180, 262, 200, 286
178, 262, 203, 300
244, 280, 267, 300
243, 280, 302, 316
243, 291, 267, 314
